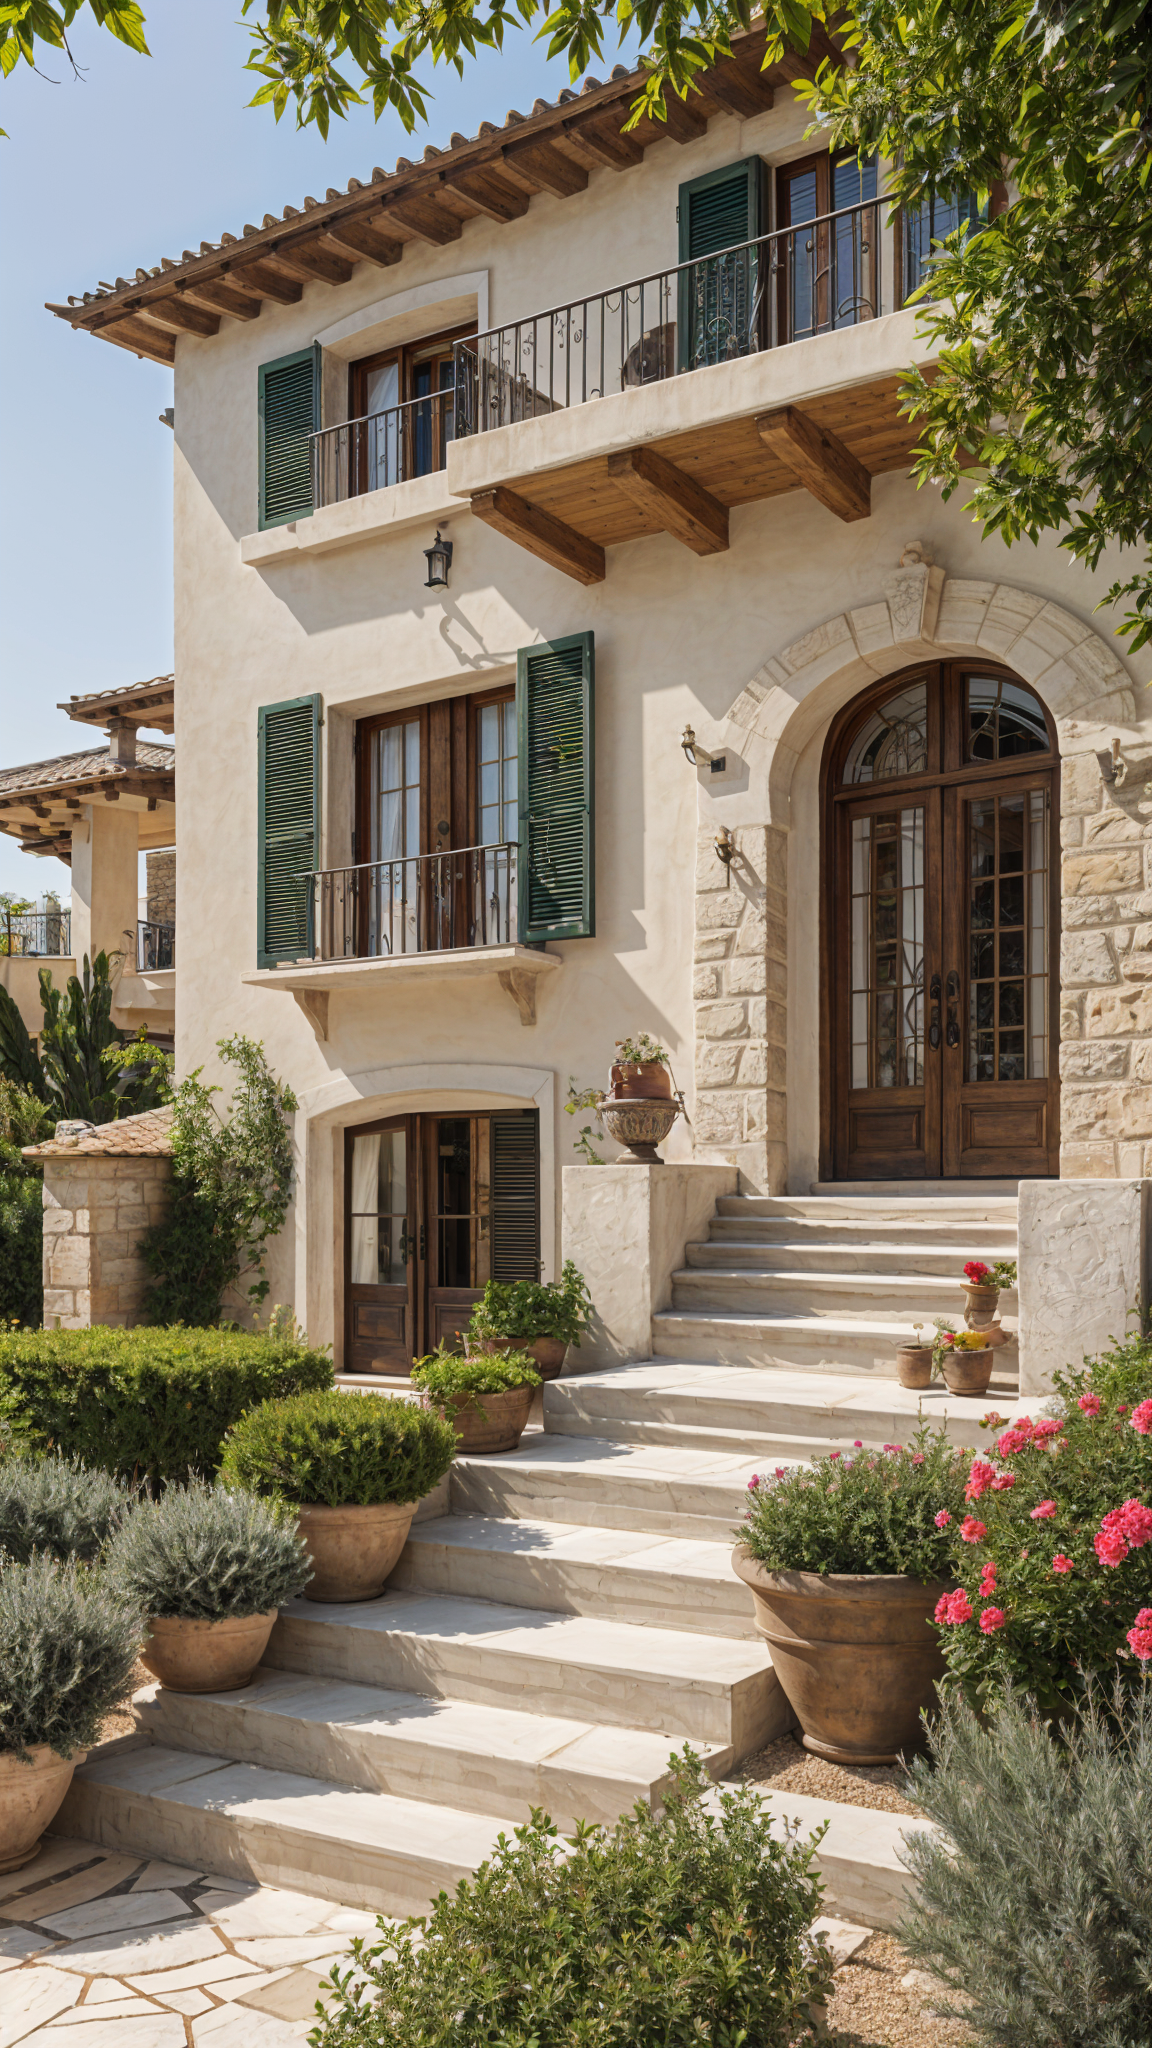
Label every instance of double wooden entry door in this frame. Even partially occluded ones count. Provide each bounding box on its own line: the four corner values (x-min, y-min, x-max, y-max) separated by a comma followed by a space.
825, 665, 1060, 1180
344, 1109, 540, 1373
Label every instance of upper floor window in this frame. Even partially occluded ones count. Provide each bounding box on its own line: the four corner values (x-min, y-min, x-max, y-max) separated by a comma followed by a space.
333, 323, 475, 498
776, 152, 879, 341
903, 190, 983, 300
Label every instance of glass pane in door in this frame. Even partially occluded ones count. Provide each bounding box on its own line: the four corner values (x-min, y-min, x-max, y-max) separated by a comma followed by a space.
349, 1128, 408, 1283
967, 788, 1049, 1082
476, 699, 518, 943
369, 719, 421, 955
850, 807, 925, 1089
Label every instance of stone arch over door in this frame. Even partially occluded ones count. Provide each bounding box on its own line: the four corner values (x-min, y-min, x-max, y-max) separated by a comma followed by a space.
690, 551, 1149, 1191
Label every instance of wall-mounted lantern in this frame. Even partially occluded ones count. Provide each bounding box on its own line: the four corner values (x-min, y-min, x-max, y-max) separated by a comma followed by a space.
423, 530, 453, 589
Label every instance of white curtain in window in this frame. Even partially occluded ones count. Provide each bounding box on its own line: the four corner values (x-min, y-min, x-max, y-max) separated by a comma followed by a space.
349, 1133, 381, 1284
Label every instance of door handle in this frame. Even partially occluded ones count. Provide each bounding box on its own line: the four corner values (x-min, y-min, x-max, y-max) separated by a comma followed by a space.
929, 973, 941, 1051
945, 968, 961, 1049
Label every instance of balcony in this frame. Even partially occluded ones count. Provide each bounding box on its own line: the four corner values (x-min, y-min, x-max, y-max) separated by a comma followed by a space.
137, 919, 175, 972
241, 843, 560, 1033
1, 907, 71, 957
311, 390, 456, 511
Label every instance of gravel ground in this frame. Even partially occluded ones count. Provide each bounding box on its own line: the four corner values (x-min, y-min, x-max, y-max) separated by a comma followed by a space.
823, 1933, 973, 2047
733, 1732, 921, 1816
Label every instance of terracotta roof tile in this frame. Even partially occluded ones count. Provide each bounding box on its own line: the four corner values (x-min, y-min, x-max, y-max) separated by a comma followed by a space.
0, 742, 174, 797
24, 1103, 175, 1160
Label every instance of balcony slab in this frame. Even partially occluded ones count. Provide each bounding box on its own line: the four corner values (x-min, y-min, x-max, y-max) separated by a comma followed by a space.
240, 469, 460, 569
241, 943, 561, 1036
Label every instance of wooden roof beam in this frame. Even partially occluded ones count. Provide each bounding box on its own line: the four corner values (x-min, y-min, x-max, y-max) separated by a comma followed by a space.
93, 317, 176, 365
383, 194, 463, 245
756, 405, 872, 521
224, 257, 304, 304
470, 486, 605, 585
563, 113, 645, 170
321, 215, 404, 266
180, 278, 263, 321
502, 137, 588, 197
135, 296, 221, 338
444, 164, 531, 222
697, 59, 774, 118
269, 235, 355, 285
607, 444, 729, 554
656, 92, 709, 142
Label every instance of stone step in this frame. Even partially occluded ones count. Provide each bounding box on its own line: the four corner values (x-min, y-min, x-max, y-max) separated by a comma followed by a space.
651, 1308, 1019, 1385
670, 1267, 1018, 1320
689, 1238, 1017, 1279
134, 1670, 723, 1829
717, 1194, 1019, 1224
447, 1433, 763, 1543
263, 1588, 787, 1754
708, 1215, 1017, 1251
392, 1513, 755, 1637
715, 1783, 935, 1932
809, 1179, 1024, 1198
543, 1362, 1019, 1452
60, 1741, 512, 1919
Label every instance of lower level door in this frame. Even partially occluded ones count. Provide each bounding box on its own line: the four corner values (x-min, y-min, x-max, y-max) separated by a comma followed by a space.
424, 1110, 541, 1351
344, 1117, 417, 1372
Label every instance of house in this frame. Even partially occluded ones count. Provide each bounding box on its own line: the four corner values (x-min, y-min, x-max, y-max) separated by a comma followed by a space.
48, 23, 1152, 1390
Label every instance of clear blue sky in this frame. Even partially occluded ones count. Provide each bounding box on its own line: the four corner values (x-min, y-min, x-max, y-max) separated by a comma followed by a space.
0, 0, 634, 903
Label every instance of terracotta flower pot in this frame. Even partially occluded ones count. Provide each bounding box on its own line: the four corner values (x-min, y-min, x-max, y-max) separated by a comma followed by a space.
941, 1347, 994, 1397
962, 1283, 999, 1327
895, 1345, 934, 1390
440, 1383, 535, 1454
732, 1549, 950, 1765
607, 1060, 672, 1101
141, 1610, 279, 1694
0, 1746, 78, 1874
971, 1320, 1011, 1349
297, 1500, 416, 1603
467, 1334, 567, 1381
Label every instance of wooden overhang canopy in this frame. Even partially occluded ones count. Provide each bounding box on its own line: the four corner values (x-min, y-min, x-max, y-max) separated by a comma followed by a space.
0, 746, 176, 862
59, 674, 175, 735
45, 24, 838, 367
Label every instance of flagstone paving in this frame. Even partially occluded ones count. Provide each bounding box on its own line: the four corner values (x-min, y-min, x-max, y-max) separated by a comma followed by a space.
0, 1836, 377, 2045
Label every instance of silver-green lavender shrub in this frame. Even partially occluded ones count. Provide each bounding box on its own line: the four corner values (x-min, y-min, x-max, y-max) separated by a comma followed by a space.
106, 1477, 311, 1620
0, 1453, 132, 1565
0, 1554, 142, 1760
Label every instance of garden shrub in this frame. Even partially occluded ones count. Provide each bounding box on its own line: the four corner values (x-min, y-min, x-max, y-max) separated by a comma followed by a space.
0, 1452, 131, 1564
314, 1751, 835, 2048
410, 1346, 540, 1412
739, 1425, 968, 1578
0, 1553, 141, 1760
107, 1476, 311, 1619
220, 1388, 456, 1507
468, 1259, 593, 1348
899, 1684, 1152, 2048
936, 1348, 1152, 1714
0, 1325, 332, 1485
0, 1077, 52, 1327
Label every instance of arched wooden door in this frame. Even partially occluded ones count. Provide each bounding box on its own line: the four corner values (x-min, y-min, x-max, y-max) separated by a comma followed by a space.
821, 664, 1060, 1180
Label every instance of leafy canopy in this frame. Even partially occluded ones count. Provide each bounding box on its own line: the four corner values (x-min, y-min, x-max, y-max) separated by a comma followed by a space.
0, 953, 172, 1127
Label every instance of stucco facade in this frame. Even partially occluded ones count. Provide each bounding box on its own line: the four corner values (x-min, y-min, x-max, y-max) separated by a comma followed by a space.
153, 72, 1152, 1365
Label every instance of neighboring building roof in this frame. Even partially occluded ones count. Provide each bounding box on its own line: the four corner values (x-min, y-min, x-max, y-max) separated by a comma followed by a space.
61, 676, 175, 735
0, 742, 174, 797
24, 1103, 175, 1160
0, 744, 176, 861
45, 23, 834, 367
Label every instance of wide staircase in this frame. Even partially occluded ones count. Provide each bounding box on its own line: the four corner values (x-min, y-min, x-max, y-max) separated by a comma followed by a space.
60, 1185, 1025, 1930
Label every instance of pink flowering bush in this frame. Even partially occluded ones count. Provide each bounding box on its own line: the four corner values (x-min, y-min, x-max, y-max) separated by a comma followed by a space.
936, 1345, 1152, 1713
739, 1425, 967, 1579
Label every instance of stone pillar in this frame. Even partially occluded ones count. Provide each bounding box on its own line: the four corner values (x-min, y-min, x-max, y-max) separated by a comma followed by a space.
692, 824, 787, 1191
70, 806, 140, 971
1017, 1178, 1151, 1395
562, 1162, 738, 1367
26, 1107, 175, 1330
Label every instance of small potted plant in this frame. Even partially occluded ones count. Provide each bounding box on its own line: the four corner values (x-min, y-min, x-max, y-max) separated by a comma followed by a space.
895, 1322, 934, 1390
107, 1477, 311, 1692
606, 1034, 674, 1101
466, 1260, 593, 1380
0, 1554, 141, 1872
961, 1259, 1016, 1331
411, 1347, 541, 1455
220, 1389, 457, 1603
933, 1323, 995, 1398
732, 1428, 966, 1764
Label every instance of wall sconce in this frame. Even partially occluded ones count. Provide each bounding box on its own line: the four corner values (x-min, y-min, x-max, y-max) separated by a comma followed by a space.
423, 529, 453, 589
714, 825, 736, 885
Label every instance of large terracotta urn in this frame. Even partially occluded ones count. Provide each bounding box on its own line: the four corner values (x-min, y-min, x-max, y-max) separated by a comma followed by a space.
141, 1611, 278, 1694
0, 1747, 79, 1874
297, 1501, 416, 1602
732, 1550, 950, 1765
598, 1097, 680, 1165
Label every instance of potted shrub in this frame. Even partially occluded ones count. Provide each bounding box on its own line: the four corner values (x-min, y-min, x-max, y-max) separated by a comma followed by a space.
220, 1389, 456, 1603
895, 1323, 934, 1390
732, 1428, 967, 1764
412, 1347, 541, 1454
0, 1452, 131, 1564
960, 1258, 1017, 1333
606, 1033, 674, 1101
107, 1477, 311, 1692
934, 1323, 995, 1397
466, 1260, 593, 1381
0, 1554, 141, 1871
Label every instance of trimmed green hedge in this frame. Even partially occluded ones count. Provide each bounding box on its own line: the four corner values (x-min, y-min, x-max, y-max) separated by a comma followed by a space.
0, 1327, 333, 1485
220, 1388, 456, 1506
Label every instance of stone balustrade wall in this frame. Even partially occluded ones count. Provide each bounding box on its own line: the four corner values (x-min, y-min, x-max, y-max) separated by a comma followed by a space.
42, 1155, 173, 1329
692, 823, 788, 1192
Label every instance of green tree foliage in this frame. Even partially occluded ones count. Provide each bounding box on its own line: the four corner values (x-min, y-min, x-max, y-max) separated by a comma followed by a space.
0, 1553, 142, 1761
0, 1077, 53, 1327
314, 1752, 835, 2048
107, 1476, 311, 1620
0, 954, 172, 1126
142, 1036, 297, 1327
220, 1387, 457, 1506
900, 1684, 1152, 2048
0, 1324, 332, 1485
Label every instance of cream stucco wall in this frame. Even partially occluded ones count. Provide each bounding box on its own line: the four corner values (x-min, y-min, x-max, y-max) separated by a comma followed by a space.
170, 81, 1152, 1352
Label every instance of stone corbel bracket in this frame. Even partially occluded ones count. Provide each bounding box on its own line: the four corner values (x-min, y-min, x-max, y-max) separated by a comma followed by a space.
498, 963, 546, 1026
293, 989, 330, 1042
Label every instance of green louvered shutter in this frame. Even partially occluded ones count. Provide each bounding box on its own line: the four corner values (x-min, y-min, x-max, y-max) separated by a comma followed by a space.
490, 1112, 541, 1279
258, 346, 319, 530
677, 158, 764, 371
257, 695, 321, 967
517, 633, 595, 944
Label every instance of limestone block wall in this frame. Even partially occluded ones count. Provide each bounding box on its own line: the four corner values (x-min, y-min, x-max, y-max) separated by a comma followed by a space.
693, 824, 788, 1192
39, 1149, 173, 1330
146, 850, 176, 927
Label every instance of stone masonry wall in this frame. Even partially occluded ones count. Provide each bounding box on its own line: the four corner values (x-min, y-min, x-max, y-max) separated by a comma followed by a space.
42, 1156, 173, 1329
692, 824, 787, 1192
1060, 747, 1152, 1176
146, 850, 176, 927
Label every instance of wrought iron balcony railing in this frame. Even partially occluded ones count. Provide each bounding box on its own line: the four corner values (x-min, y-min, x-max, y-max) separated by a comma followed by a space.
137, 920, 175, 971
311, 388, 456, 510
1, 909, 71, 957
305, 842, 517, 962
454, 198, 882, 437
